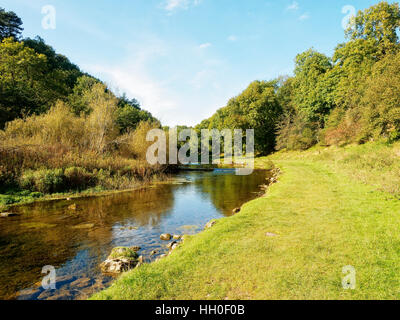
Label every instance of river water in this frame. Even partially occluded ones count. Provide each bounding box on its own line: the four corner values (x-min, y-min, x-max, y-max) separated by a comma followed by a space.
0, 169, 269, 300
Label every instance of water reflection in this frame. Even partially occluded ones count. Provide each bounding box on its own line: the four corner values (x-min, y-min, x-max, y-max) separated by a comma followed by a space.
0, 170, 269, 300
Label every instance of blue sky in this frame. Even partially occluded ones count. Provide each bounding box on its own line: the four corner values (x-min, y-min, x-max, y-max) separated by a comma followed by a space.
2, 0, 381, 126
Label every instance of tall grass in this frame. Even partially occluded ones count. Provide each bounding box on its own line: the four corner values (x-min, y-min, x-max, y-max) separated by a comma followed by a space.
0, 86, 166, 196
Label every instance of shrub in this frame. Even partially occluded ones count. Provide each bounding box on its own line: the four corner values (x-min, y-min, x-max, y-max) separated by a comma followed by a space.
20, 169, 65, 194
276, 111, 319, 151
64, 167, 97, 191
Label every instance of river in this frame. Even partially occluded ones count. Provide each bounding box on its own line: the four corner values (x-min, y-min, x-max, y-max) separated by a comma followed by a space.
0, 169, 269, 300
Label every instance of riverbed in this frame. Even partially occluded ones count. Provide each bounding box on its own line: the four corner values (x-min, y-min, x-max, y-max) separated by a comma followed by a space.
0, 169, 269, 300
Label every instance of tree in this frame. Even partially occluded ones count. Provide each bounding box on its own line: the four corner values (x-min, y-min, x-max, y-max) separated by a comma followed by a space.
0, 8, 23, 40
358, 51, 400, 142
346, 1, 400, 56
0, 38, 48, 128
200, 80, 282, 155
116, 105, 156, 134
24, 37, 82, 90
292, 49, 333, 123
67, 75, 100, 115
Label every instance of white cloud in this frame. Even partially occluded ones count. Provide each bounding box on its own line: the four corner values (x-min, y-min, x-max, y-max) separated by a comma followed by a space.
82, 36, 227, 127
228, 35, 238, 42
299, 13, 310, 21
83, 39, 179, 125
287, 1, 299, 11
199, 42, 212, 49
164, 0, 202, 12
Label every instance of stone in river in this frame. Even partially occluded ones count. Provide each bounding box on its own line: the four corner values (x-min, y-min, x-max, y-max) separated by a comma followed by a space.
167, 241, 177, 250
100, 247, 139, 274
173, 235, 182, 240
160, 233, 172, 241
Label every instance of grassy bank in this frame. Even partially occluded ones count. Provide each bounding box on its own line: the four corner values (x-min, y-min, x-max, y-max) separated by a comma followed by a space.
0, 102, 167, 211
0, 179, 170, 213
91, 142, 400, 300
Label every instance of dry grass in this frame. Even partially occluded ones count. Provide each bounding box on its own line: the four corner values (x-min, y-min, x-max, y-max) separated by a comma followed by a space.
0, 89, 166, 199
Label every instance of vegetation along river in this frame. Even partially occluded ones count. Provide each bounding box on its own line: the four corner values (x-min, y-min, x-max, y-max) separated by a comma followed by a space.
0, 169, 270, 300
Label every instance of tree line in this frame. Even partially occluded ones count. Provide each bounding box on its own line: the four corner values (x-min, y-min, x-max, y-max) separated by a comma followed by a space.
197, 1, 400, 155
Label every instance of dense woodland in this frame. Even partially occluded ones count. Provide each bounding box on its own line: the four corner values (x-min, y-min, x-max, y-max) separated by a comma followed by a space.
197, 1, 400, 154
1, 1, 400, 199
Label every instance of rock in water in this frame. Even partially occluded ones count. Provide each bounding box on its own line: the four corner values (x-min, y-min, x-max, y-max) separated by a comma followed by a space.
204, 220, 217, 230
160, 233, 172, 241
167, 241, 177, 250
232, 207, 241, 214
68, 204, 77, 211
173, 235, 182, 240
100, 247, 139, 274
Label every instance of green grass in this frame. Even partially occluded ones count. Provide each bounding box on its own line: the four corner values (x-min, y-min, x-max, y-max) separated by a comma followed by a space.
91, 142, 400, 300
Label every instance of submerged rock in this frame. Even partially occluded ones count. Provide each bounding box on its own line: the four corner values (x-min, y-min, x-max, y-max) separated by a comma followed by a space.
100, 247, 139, 274
0, 212, 18, 218
204, 220, 217, 230
68, 204, 77, 211
173, 235, 182, 240
21, 222, 56, 229
71, 223, 94, 229
70, 277, 92, 289
160, 233, 172, 241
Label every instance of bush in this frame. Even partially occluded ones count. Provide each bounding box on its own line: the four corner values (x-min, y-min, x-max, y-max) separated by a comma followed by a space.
20, 169, 65, 194
276, 111, 319, 151
0, 165, 15, 189
64, 167, 97, 191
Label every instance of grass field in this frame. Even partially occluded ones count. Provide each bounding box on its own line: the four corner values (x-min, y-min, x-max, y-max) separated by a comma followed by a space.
92, 142, 400, 300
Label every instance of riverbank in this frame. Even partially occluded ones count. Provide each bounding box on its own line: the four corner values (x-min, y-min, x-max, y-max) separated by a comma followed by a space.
91, 141, 400, 300
0, 171, 181, 213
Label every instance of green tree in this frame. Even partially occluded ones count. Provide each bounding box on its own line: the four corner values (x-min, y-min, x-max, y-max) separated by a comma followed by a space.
292, 49, 333, 124
67, 75, 100, 115
24, 37, 82, 91
358, 52, 400, 142
200, 80, 282, 155
0, 38, 47, 128
0, 8, 23, 41
346, 1, 400, 56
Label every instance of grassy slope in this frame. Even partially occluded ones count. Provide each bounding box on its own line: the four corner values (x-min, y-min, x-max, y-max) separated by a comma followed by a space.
92, 142, 400, 300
